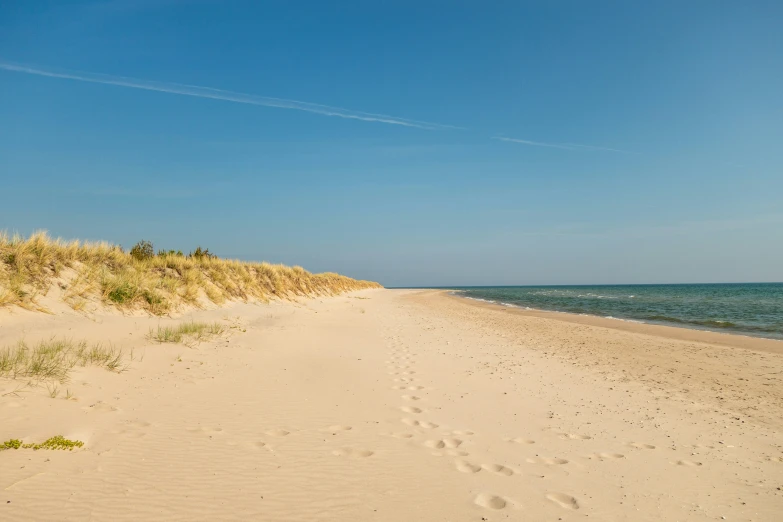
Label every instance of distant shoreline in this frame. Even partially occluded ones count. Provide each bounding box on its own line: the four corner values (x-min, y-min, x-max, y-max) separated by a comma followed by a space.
418, 283, 782, 343
438, 289, 783, 355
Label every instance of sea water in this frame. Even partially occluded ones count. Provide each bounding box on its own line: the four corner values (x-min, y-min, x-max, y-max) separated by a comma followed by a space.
450, 283, 783, 340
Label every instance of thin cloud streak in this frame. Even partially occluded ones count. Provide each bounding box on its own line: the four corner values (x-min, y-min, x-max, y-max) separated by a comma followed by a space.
0, 61, 461, 130
494, 136, 630, 153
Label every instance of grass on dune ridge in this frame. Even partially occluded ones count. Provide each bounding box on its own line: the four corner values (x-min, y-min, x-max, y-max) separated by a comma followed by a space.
0, 231, 381, 314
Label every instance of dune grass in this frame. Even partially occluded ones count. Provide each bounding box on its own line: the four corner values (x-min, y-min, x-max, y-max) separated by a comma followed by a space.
149, 321, 225, 344
0, 338, 125, 384
0, 231, 381, 314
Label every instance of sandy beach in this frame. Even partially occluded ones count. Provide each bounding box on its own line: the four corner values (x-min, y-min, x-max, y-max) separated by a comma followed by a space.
2, 289, 781, 521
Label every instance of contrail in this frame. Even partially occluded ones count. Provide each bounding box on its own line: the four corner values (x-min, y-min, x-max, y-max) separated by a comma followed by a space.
493, 136, 630, 153
0, 61, 461, 130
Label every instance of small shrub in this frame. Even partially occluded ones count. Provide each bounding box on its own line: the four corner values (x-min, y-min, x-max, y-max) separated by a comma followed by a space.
129, 240, 154, 261
188, 246, 216, 260
107, 281, 137, 303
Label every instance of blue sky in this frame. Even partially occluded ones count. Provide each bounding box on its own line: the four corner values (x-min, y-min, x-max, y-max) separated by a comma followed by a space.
1, 1, 781, 286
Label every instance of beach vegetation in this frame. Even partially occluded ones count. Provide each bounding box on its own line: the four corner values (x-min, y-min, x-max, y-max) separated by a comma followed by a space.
0, 231, 381, 314
130, 240, 154, 261
149, 321, 225, 344
0, 337, 126, 384
1, 436, 84, 451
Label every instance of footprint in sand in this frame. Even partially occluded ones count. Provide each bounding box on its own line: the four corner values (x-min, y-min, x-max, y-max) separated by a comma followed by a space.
507, 437, 535, 444
628, 442, 656, 450
187, 426, 224, 435
452, 430, 474, 436
455, 460, 482, 473
586, 453, 625, 461
526, 456, 569, 465
406, 385, 425, 390
265, 429, 290, 437
546, 492, 580, 510
474, 493, 509, 510
401, 418, 439, 429
333, 448, 374, 458
401, 395, 421, 401
126, 420, 152, 428
324, 425, 352, 433
83, 401, 119, 413
559, 432, 592, 440
424, 438, 463, 449
675, 459, 703, 467
484, 464, 515, 476
400, 406, 423, 414
115, 429, 146, 439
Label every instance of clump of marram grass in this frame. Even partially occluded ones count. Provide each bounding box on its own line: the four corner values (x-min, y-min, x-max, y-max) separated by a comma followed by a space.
0, 338, 125, 384
1, 231, 382, 314
148, 321, 225, 344
1, 436, 84, 451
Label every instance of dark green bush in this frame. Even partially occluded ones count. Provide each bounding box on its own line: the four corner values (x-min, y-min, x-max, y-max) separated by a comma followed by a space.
107, 282, 136, 303
188, 246, 216, 260
129, 240, 154, 261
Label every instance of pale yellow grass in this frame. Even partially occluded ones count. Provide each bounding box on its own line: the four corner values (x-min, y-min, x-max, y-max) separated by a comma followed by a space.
0, 338, 125, 384
0, 231, 381, 314
148, 321, 225, 344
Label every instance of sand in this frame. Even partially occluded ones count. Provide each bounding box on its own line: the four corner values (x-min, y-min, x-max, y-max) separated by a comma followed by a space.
1, 289, 781, 521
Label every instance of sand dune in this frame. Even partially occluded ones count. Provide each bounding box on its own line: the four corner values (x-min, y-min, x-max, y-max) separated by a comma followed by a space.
1, 289, 781, 521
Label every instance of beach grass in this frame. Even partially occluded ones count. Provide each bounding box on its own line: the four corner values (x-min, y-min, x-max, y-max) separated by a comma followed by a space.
0, 230, 381, 314
0, 338, 125, 383
149, 321, 225, 344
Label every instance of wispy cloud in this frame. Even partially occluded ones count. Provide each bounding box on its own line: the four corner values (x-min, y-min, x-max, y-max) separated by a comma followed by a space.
0, 61, 460, 130
493, 136, 630, 153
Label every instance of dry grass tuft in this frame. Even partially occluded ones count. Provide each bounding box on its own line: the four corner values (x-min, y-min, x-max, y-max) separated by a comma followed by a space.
0, 338, 125, 384
0, 231, 381, 314
149, 321, 225, 344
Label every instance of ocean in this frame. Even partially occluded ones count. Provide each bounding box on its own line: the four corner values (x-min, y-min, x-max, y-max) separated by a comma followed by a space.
448, 283, 783, 340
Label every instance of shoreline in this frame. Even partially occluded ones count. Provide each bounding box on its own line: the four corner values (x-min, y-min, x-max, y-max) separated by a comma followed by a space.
445, 290, 783, 355
406, 289, 783, 431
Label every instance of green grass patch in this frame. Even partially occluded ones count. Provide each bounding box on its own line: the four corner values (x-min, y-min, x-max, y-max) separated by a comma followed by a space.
1, 436, 84, 451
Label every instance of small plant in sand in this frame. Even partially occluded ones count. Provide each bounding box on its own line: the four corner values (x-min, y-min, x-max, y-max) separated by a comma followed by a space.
148, 321, 225, 345
1, 436, 84, 451
0, 338, 125, 384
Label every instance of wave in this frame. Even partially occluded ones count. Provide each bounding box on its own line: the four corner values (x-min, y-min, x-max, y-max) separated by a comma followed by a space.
644, 315, 738, 329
